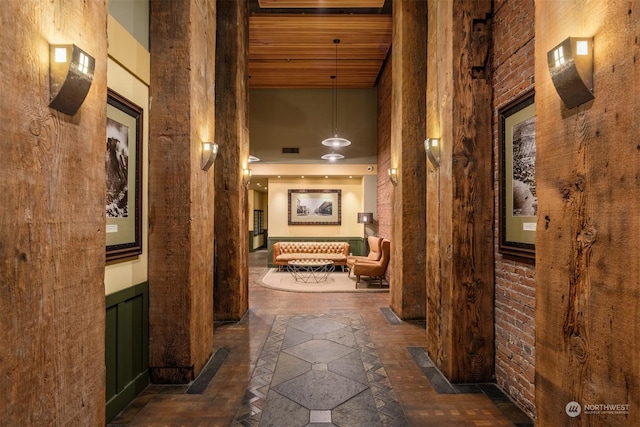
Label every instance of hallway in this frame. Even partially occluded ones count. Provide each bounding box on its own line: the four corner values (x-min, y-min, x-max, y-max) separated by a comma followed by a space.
108, 251, 532, 426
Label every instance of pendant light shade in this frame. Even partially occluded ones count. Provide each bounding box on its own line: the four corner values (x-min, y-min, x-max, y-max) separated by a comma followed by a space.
321, 39, 351, 148
322, 136, 351, 147
321, 153, 345, 161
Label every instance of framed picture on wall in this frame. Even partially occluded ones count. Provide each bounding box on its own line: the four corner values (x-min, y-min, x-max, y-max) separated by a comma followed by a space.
499, 91, 536, 259
288, 189, 341, 225
106, 89, 143, 262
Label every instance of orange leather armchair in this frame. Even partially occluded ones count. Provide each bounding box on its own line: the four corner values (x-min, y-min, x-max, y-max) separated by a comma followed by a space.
351, 239, 390, 287
347, 236, 383, 274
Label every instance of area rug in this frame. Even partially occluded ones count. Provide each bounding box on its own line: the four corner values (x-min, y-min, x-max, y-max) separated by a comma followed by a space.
261, 268, 388, 293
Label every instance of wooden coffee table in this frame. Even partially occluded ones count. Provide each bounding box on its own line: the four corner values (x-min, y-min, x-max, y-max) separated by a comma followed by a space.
287, 260, 335, 283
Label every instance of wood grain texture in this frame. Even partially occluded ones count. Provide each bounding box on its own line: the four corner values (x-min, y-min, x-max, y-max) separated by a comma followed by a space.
0, 1, 108, 425
535, 1, 640, 425
388, 0, 427, 320
426, 0, 447, 370
426, 0, 494, 383
214, 0, 250, 322
148, 0, 215, 383
249, 14, 391, 88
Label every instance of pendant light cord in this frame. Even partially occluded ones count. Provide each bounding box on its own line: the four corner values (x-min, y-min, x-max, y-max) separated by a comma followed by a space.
333, 39, 339, 136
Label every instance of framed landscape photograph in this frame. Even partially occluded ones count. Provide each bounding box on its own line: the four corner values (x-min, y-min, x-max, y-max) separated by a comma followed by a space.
288, 189, 341, 225
106, 89, 143, 262
499, 92, 536, 259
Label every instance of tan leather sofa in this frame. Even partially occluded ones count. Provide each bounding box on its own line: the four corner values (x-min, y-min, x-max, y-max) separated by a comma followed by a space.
272, 241, 350, 267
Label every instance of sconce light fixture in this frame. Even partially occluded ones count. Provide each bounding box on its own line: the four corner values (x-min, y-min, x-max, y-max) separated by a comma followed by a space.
387, 168, 398, 185
547, 37, 594, 109
242, 168, 252, 187
357, 212, 373, 224
49, 44, 95, 115
201, 141, 218, 171
424, 138, 440, 167
357, 212, 375, 241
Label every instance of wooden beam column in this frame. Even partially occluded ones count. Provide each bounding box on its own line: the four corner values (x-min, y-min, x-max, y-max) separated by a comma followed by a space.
535, 2, 640, 424
388, 0, 427, 320
1, 2, 108, 424
213, 0, 250, 321
425, 0, 494, 383
148, 0, 216, 383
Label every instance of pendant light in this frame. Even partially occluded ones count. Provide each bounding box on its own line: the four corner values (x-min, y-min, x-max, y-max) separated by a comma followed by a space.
322, 39, 351, 148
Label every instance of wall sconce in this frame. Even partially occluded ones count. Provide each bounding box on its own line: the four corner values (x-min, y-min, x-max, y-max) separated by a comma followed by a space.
49, 44, 95, 115
357, 212, 373, 224
387, 168, 398, 185
424, 138, 440, 167
201, 141, 218, 171
547, 37, 594, 109
242, 168, 252, 187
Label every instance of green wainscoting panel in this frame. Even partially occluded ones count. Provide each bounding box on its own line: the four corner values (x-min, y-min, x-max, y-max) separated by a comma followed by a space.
267, 236, 365, 268
105, 282, 149, 423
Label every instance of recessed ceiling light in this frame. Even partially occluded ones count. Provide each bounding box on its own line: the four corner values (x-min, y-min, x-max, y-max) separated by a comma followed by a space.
321, 153, 345, 161
248, 155, 260, 163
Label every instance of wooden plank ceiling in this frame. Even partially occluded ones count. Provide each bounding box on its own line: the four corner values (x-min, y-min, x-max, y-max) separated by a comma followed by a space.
249, 1, 392, 88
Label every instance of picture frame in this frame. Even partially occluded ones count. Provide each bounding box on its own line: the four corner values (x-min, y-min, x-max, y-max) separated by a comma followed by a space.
499, 91, 536, 259
288, 189, 341, 225
106, 89, 143, 262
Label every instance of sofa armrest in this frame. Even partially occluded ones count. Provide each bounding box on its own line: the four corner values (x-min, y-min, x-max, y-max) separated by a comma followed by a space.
272, 242, 282, 264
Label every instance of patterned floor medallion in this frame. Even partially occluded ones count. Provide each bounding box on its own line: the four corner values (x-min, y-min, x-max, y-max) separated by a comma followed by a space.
232, 313, 407, 426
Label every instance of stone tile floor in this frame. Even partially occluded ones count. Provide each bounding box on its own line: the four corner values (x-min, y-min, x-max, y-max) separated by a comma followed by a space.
108, 250, 533, 426
232, 313, 406, 426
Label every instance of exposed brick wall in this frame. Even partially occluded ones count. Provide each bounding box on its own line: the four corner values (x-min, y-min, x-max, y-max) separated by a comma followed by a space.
376, 56, 392, 283
377, 57, 392, 241
492, 0, 536, 419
